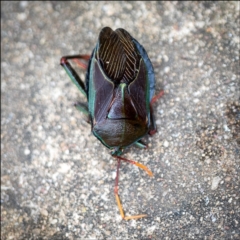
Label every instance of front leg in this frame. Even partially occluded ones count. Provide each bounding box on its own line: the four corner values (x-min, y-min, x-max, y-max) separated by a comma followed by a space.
60, 54, 90, 98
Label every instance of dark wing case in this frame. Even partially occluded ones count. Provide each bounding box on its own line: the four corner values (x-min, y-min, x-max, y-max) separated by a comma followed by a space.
86, 27, 155, 130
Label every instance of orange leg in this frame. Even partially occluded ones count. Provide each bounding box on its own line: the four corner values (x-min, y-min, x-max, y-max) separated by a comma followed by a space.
151, 89, 164, 105
113, 156, 153, 220
61, 54, 91, 70
72, 54, 91, 70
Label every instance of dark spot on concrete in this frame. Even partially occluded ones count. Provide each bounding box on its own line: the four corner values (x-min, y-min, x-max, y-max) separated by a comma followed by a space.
226, 101, 240, 145
196, 124, 223, 161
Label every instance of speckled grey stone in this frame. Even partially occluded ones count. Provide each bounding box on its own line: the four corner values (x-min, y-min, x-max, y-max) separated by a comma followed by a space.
1, 1, 239, 240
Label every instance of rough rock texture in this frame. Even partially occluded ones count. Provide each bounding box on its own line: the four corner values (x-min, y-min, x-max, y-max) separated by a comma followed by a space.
1, 1, 239, 239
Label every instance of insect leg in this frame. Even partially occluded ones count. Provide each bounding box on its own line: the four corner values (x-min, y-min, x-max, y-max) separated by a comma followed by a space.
150, 89, 164, 105
74, 102, 89, 117
60, 55, 90, 98
148, 105, 157, 135
149, 90, 164, 135
114, 157, 148, 220
114, 158, 125, 219
115, 156, 153, 177
61, 54, 90, 69
134, 140, 147, 149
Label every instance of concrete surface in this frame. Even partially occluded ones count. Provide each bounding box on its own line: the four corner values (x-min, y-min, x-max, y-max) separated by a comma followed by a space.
1, 1, 239, 239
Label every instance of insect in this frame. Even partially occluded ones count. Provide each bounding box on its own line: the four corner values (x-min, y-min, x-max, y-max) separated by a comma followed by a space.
60, 27, 164, 220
